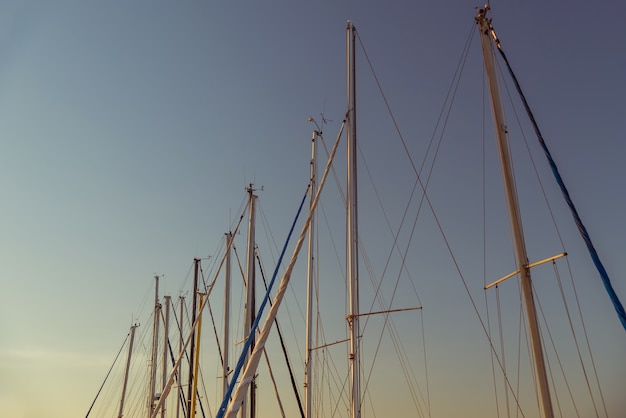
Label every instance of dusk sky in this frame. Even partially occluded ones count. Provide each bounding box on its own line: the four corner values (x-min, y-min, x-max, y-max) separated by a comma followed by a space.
1, 1, 625, 417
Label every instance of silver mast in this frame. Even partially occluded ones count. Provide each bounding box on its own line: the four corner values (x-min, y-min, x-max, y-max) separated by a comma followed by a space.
476, 6, 554, 417
346, 20, 361, 418
304, 125, 319, 418
223, 231, 233, 398
242, 185, 257, 418
161, 296, 171, 418
148, 275, 161, 416
117, 323, 138, 418
187, 259, 200, 413
176, 296, 184, 418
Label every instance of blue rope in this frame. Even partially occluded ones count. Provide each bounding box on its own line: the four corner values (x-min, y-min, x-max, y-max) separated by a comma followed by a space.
495, 40, 626, 331
216, 185, 310, 418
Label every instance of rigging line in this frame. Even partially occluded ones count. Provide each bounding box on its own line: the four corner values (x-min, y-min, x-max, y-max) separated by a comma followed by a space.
359, 141, 440, 415
255, 246, 306, 418
490, 22, 626, 332
482, 66, 501, 418
544, 331, 566, 418
516, 271, 541, 418
200, 263, 224, 366
199, 264, 225, 367
331, 362, 351, 417
352, 168, 427, 413
532, 282, 582, 418
355, 181, 429, 415
85, 331, 130, 418
495, 286, 511, 418
311, 331, 349, 418
417, 21, 478, 175
133, 279, 158, 330
195, 347, 211, 418
230, 240, 248, 410
311, 289, 348, 415
178, 259, 197, 299
561, 257, 609, 416
261, 347, 287, 418
231, 243, 247, 347
257, 203, 307, 353
552, 262, 604, 417
257, 199, 280, 264
515, 286, 524, 418
363, 308, 427, 417
318, 134, 346, 208
168, 306, 190, 416
357, 141, 421, 308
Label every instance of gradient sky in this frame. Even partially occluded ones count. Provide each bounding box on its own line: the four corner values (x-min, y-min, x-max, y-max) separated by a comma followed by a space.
1, 1, 625, 417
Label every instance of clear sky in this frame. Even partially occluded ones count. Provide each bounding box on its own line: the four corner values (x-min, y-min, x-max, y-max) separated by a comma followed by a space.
1, 1, 625, 417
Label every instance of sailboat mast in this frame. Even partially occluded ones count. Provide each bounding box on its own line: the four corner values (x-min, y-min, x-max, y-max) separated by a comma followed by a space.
117, 323, 138, 418
161, 296, 171, 418
187, 258, 200, 413
476, 6, 554, 418
148, 275, 161, 416
190, 293, 204, 418
177, 296, 185, 418
346, 20, 361, 418
304, 127, 318, 418
224, 231, 233, 398
243, 185, 257, 418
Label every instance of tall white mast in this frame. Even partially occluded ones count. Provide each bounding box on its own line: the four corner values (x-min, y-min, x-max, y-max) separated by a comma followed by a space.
176, 296, 184, 418
189, 293, 204, 418
476, 6, 554, 418
161, 296, 171, 418
223, 231, 233, 398
148, 275, 161, 416
304, 125, 319, 418
242, 185, 257, 418
346, 20, 361, 418
187, 259, 200, 413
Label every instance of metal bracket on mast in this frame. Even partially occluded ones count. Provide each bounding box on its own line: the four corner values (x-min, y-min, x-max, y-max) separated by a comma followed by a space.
484, 252, 567, 290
